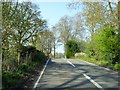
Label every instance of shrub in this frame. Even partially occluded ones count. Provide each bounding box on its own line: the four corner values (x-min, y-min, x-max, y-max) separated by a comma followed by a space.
114, 63, 120, 70
99, 60, 107, 66
65, 40, 84, 58
18, 63, 29, 72
32, 50, 48, 62
2, 71, 21, 89
20, 45, 36, 58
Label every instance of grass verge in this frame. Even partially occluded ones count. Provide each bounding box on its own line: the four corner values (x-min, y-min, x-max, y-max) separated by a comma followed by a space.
76, 56, 120, 71
2, 60, 47, 90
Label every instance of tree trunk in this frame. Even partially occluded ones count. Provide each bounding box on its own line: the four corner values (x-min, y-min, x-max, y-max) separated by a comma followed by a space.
17, 43, 22, 65
108, 2, 113, 14
17, 52, 20, 65
25, 51, 28, 64
54, 44, 55, 58
54, 38, 55, 58
64, 43, 67, 59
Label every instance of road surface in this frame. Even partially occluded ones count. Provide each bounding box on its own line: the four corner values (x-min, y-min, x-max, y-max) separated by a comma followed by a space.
33, 59, 119, 90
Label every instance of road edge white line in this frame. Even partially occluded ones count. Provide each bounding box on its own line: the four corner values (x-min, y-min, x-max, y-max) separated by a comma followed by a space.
80, 60, 97, 66
82, 73, 104, 90
33, 59, 49, 89
67, 60, 75, 67
104, 67, 110, 71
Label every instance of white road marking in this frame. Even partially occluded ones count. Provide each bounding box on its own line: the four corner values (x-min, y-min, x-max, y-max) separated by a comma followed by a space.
104, 67, 110, 71
33, 59, 49, 89
67, 60, 76, 67
80, 60, 97, 66
83, 73, 104, 90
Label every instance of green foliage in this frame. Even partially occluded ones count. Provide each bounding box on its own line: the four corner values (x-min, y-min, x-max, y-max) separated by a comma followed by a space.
96, 27, 117, 61
2, 71, 21, 89
78, 55, 119, 71
18, 63, 30, 72
37, 31, 54, 56
98, 60, 109, 66
65, 40, 84, 58
85, 26, 118, 62
2, 44, 48, 89
2, 45, 48, 89
80, 26, 120, 71
32, 50, 48, 62
2, 1, 47, 71
20, 45, 36, 57
114, 64, 120, 70
2, 59, 45, 89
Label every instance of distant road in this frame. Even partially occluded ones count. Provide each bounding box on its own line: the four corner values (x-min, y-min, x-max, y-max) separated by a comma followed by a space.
33, 58, 119, 90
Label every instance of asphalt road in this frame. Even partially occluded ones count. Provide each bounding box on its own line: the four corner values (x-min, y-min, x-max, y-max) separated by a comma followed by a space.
33, 59, 119, 90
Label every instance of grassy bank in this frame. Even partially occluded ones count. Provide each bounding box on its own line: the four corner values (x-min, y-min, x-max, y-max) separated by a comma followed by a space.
76, 56, 120, 71
2, 59, 47, 90
2, 46, 48, 90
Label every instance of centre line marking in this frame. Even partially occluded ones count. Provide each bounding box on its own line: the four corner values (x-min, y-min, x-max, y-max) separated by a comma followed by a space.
82, 73, 104, 90
33, 59, 49, 90
67, 60, 75, 67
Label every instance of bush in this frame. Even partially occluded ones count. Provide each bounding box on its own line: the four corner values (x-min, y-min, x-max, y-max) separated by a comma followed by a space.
65, 40, 84, 58
18, 63, 29, 72
2, 71, 21, 89
18, 62, 37, 73
99, 60, 108, 66
2, 45, 48, 89
66, 51, 73, 58
2, 62, 38, 89
20, 45, 48, 63
85, 26, 118, 64
114, 63, 120, 70
32, 50, 48, 62
20, 45, 36, 58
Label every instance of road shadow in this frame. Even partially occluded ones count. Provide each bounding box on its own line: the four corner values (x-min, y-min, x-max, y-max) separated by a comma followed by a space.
36, 59, 119, 90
